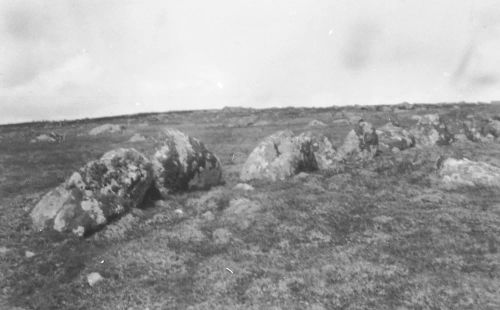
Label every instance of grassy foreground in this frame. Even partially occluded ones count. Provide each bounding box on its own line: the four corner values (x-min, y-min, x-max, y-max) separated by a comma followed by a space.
1, 104, 500, 309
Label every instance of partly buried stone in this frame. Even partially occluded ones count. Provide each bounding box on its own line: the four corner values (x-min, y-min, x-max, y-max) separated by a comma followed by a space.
30, 148, 153, 236
307, 119, 327, 128
30, 134, 57, 143
240, 130, 337, 181
439, 158, 500, 189
128, 133, 147, 142
410, 114, 454, 147
337, 120, 378, 160
89, 124, 125, 136
152, 128, 223, 196
376, 122, 415, 152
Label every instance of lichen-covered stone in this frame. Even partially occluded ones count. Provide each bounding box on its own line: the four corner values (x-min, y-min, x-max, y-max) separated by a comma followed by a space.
376, 122, 415, 152
152, 128, 223, 196
88, 124, 125, 136
439, 158, 500, 189
240, 130, 337, 181
240, 130, 299, 181
295, 132, 337, 170
410, 114, 454, 147
30, 148, 153, 236
337, 120, 378, 160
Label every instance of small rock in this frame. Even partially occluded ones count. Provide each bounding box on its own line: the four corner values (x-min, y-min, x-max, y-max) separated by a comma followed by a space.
25, 251, 35, 258
0, 246, 10, 255
202, 211, 215, 221
174, 209, 184, 215
89, 124, 124, 136
307, 119, 327, 127
30, 134, 57, 143
87, 272, 104, 287
128, 133, 147, 142
373, 215, 393, 224
233, 183, 254, 191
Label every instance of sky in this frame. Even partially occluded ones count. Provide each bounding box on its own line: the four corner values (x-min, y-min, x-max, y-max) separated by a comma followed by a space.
1, 0, 500, 124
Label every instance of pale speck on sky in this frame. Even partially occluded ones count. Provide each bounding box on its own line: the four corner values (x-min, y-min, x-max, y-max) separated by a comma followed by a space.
0, 0, 499, 124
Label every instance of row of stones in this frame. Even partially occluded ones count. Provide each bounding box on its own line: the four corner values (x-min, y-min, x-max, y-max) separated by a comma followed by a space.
30, 129, 224, 237
240, 114, 459, 181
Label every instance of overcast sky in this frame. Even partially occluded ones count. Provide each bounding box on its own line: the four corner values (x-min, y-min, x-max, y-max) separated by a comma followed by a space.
1, 0, 500, 124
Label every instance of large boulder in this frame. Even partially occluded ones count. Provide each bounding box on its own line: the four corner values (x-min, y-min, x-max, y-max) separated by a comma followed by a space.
337, 120, 378, 160
152, 128, 223, 196
439, 158, 500, 189
410, 114, 454, 147
240, 130, 299, 181
295, 132, 337, 170
240, 130, 337, 181
30, 148, 153, 236
376, 122, 415, 152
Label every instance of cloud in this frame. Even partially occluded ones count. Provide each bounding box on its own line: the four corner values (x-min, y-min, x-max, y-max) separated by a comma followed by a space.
0, 0, 500, 124
342, 21, 381, 70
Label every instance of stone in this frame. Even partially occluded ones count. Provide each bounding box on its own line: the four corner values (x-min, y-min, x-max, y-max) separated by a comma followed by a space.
240, 130, 299, 181
25, 251, 35, 258
30, 148, 153, 236
295, 131, 337, 170
233, 183, 254, 191
0, 246, 10, 255
373, 215, 393, 224
201, 211, 215, 221
307, 119, 327, 127
439, 158, 500, 189
152, 128, 223, 196
30, 134, 56, 143
240, 130, 337, 181
87, 272, 104, 287
128, 133, 147, 142
410, 114, 454, 147
89, 124, 124, 136
337, 120, 378, 160
376, 122, 415, 152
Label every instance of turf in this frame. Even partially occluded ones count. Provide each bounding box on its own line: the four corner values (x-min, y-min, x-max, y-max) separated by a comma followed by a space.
1, 103, 499, 309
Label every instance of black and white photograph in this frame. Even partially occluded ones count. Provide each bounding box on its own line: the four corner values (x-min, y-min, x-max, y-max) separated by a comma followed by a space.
1, 0, 500, 309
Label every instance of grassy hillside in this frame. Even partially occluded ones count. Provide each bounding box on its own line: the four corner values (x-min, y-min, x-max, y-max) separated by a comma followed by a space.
1, 103, 499, 309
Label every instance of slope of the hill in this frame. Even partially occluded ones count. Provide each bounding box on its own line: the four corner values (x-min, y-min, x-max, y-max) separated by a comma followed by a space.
0, 103, 499, 309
